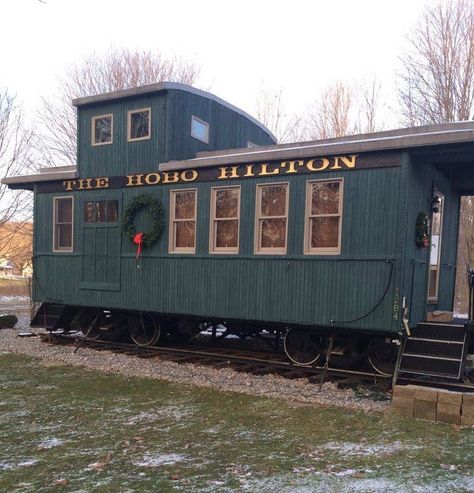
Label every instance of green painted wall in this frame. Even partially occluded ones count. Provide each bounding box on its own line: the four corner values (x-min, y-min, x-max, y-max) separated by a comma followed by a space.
33, 163, 403, 333
77, 89, 275, 178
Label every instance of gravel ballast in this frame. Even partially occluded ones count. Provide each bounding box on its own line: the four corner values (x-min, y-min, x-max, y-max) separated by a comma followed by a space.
0, 328, 390, 413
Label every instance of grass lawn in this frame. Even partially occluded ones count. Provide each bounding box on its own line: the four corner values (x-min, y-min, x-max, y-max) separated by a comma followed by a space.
0, 278, 29, 297
1, 353, 473, 492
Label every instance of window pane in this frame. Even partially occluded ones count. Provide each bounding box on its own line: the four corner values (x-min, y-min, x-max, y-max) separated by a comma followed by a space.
216, 220, 238, 248
84, 202, 96, 223
260, 185, 286, 217
216, 188, 239, 218
94, 116, 112, 143
96, 201, 107, 222
311, 182, 340, 215
130, 110, 150, 139
58, 224, 72, 248
175, 221, 195, 248
261, 218, 286, 248
107, 201, 118, 222
191, 116, 209, 143
432, 199, 443, 234
175, 191, 195, 219
428, 268, 438, 299
311, 217, 339, 249
57, 198, 72, 223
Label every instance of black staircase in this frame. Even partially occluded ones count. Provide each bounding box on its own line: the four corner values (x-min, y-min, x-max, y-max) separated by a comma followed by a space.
398, 321, 471, 381
30, 303, 75, 331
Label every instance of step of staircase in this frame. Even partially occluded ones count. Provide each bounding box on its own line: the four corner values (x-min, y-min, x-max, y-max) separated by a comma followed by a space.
398, 322, 471, 381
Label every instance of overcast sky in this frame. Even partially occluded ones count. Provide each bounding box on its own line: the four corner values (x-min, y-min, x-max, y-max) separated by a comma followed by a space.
1, 0, 431, 126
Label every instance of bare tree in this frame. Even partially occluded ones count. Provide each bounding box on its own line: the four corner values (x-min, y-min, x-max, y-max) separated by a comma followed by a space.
255, 88, 306, 143
356, 77, 384, 134
304, 78, 384, 141
398, 0, 474, 126
0, 89, 34, 257
39, 48, 201, 165
305, 81, 355, 140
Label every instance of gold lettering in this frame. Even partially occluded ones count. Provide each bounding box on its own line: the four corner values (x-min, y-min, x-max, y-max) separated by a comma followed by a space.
95, 177, 109, 189
181, 169, 198, 182
259, 163, 279, 176
126, 174, 145, 187
218, 166, 240, 179
144, 173, 161, 185
338, 154, 357, 169
244, 164, 255, 177
280, 160, 304, 174
306, 158, 330, 172
77, 178, 93, 190
63, 180, 76, 191
162, 171, 180, 183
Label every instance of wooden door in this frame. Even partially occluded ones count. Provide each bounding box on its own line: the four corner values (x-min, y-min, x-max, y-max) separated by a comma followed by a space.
80, 196, 122, 291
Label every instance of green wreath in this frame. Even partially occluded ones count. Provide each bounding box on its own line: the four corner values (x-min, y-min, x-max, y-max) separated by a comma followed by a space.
123, 194, 165, 249
415, 212, 430, 248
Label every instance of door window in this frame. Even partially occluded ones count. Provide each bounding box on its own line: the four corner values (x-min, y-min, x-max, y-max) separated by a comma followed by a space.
428, 193, 444, 302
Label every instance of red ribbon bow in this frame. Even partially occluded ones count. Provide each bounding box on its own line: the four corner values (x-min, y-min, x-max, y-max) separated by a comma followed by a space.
134, 232, 144, 259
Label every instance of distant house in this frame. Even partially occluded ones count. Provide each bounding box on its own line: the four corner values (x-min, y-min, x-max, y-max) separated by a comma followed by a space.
0, 258, 14, 277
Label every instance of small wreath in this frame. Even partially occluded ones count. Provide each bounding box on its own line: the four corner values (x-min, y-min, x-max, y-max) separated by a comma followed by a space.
123, 194, 165, 249
415, 212, 430, 249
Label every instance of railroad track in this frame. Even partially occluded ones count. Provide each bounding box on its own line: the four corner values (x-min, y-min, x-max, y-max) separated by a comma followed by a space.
38, 332, 392, 387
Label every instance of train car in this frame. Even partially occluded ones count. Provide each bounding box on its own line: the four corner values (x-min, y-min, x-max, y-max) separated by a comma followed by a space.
3, 83, 474, 382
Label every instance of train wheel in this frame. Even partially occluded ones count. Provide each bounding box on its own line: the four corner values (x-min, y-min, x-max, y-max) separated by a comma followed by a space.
128, 314, 160, 347
368, 342, 398, 376
284, 328, 322, 366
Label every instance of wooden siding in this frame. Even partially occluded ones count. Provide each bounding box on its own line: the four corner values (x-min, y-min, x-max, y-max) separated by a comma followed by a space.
77, 89, 274, 178
33, 164, 402, 333
166, 90, 276, 161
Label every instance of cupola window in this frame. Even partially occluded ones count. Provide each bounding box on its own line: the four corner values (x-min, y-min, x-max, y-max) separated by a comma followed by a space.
91, 114, 113, 146
191, 115, 209, 144
128, 108, 151, 141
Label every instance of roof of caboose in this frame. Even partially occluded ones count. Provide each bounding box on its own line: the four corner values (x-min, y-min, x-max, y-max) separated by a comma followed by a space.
160, 121, 474, 169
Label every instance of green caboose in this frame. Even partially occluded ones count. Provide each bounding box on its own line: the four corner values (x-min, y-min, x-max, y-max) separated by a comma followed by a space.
4, 83, 474, 380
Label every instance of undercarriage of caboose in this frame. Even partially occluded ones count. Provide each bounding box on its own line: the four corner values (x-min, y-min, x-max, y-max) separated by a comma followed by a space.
30, 301, 402, 377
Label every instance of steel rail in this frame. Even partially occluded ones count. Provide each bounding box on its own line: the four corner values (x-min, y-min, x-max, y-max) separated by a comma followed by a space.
39, 332, 392, 383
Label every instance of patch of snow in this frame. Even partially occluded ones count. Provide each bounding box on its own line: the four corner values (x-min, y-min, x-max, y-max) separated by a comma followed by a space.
320, 441, 422, 458
39, 437, 63, 449
0, 461, 14, 470
125, 411, 161, 425
0, 295, 29, 303
17, 459, 38, 468
132, 453, 187, 467
333, 469, 358, 477
125, 406, 193, 426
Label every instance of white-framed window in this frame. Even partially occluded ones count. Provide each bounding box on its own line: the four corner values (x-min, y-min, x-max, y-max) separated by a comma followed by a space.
210, 186, 240, 254
191, 115, 209, 144
255, 183, 289, 255
169, 189, 197, 253
53, 196, 74, 252
128, 107, 151, 141
91, 114, 113, 146
304, 179, 343, 255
